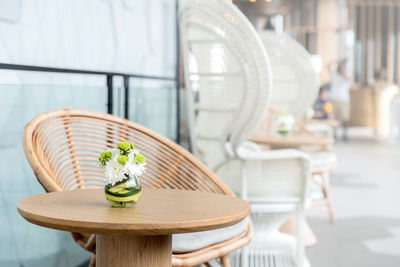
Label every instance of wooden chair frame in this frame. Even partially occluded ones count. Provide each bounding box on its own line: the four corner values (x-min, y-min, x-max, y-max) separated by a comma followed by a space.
23, 109, 252, 267
310, 164, 338, 223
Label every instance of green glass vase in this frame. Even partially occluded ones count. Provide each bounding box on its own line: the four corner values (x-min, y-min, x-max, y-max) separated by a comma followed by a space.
277, 128, 290, 137
105, 176, 142, 208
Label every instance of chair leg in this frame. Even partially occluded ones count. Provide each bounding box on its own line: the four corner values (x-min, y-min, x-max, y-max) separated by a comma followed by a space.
88, 255, 96, 267
320, 172, 336, 223
220, 255, 231, 267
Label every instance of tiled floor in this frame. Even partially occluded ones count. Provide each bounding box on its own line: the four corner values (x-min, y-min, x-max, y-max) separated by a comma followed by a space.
307, 132, 400, 267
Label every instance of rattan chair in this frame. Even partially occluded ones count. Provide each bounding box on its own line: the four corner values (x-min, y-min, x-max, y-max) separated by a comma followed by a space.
23, 108, 253, 267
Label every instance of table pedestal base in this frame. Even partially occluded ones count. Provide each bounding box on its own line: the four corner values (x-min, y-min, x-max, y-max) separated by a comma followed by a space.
96, 234, 172, 267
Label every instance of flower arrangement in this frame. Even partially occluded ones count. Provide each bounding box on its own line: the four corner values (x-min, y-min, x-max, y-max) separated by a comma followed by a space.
303, 107, 315, 122
274, 113, 295, 137
98, 142, 146, 207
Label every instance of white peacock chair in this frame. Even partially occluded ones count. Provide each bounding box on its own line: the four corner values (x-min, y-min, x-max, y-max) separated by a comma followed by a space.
258, 31, 319, 120
179, 0, 311, 266
259, 30, 337, 223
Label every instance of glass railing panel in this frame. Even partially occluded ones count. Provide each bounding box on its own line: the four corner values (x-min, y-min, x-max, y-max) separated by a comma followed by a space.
0, 80, 179, 267
0, 84, 107, 267
128, 80, 177, 141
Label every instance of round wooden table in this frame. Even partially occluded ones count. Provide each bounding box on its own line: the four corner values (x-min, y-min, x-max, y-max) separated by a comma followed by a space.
17, 188, 250, 267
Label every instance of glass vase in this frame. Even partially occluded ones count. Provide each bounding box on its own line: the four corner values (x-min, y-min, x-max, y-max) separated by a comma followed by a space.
105, 175, 142, 208
277, 128, 290, 137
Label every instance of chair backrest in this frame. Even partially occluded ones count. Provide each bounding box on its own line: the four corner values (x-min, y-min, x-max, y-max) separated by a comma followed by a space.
179, 0, 272, 169
23, 109, 233, 196
259, 30, 319, 119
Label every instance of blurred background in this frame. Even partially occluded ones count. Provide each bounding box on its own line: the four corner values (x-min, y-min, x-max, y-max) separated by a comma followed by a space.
0, 0, 399, 266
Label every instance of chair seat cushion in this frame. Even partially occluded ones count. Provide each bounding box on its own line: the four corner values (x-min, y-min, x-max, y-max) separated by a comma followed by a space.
172, 217, 249, 253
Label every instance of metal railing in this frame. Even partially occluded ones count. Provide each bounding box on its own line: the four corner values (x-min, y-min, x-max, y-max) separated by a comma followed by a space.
0, 62, 180, 142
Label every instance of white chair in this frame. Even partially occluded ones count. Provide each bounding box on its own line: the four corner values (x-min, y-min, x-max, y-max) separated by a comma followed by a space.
259, 30, 337, 223
258, 30, 319, 120
179, 1, 311, 266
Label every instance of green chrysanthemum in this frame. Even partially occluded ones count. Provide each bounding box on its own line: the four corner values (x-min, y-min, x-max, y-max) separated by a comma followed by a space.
99, 151, 112, 165
135, 154, 146, 164
118, 142, 131, 151
118, 142, 132, 155
117, 155, 129, 166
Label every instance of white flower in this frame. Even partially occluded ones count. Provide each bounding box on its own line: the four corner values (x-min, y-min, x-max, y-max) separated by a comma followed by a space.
125, 150, 146, 177
104, 157, 126, 185
100, 147, 146, 185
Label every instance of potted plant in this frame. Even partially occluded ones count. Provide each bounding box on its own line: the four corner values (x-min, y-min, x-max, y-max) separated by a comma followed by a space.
274, 113, 295, 137
98, 142, 146, 207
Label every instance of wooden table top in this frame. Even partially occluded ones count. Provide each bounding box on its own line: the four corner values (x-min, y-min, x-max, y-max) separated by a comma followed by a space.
17, 188, 250, 235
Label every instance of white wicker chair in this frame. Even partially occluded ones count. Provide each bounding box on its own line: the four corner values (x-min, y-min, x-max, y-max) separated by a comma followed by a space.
179, 1, 311, 266
258, 30, 318, 120
259, 30, 337, 223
